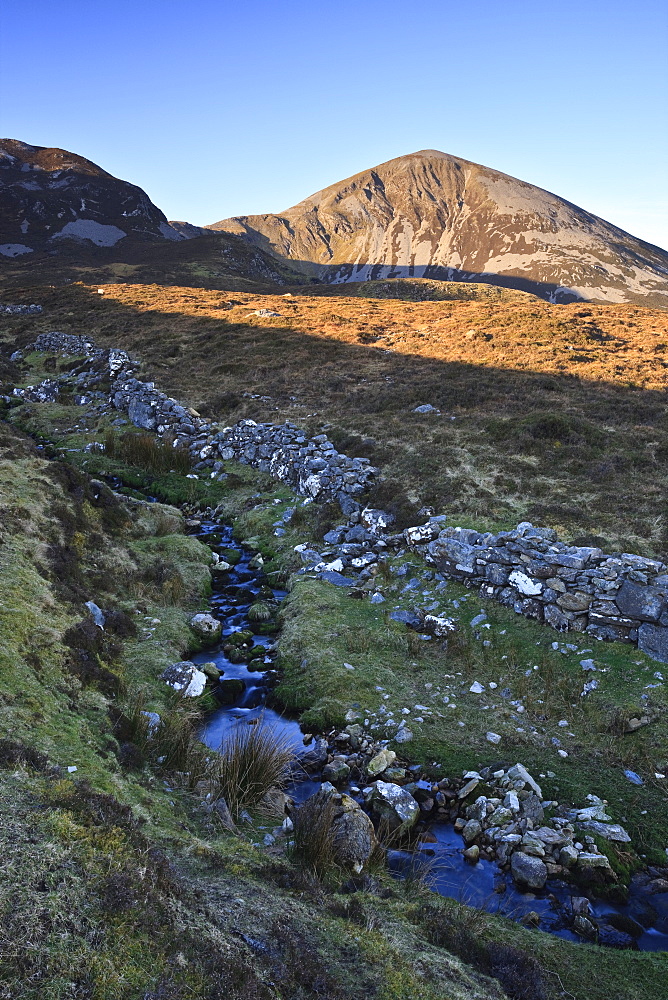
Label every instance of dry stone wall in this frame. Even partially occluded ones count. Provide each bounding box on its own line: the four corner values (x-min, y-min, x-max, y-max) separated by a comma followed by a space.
9, 329, 668, 663
402, 522, 668, 662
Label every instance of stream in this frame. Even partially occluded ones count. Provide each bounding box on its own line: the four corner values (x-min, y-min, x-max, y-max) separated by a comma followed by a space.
186, 513, 668, 952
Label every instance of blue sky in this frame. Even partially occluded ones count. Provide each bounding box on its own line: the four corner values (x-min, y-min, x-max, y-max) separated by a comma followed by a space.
2, 0, 667, 248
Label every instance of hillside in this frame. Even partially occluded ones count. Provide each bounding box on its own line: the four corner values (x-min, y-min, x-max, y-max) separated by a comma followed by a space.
8, 278, 667, 557
1, 318, 667, 999
0, 138, 196, 253
209, 150, 668, 306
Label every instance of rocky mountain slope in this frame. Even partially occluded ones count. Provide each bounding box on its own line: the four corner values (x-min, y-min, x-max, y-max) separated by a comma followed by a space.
0, 140, 305, 291
210, 150, 668, 305
0, 138, 197, 256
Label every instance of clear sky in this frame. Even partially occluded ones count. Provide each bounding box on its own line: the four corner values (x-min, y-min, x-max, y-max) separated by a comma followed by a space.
2, 0, 667, 248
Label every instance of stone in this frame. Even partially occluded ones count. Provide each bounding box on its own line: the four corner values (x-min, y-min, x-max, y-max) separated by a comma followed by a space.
389, 609, 422, 628
258, 787, 294, 818
405, 523, 441, 545
462, 819, 482, 844
463, 845, 480, 863
160, 661, 207, 698
413, 403, 440, 413
322, 757, 351, 784
215, 678, 245, 705
367, 748, 396, 777
190, 613, 222, 642
299, 787, 377, 874
366, 781, 420, 832
638, 623, 668, 664
511, 851, 548, 889
488, 806, 513, 827
302, 738, 329, 772
469, 681, 485, 694
507, 763, 543, 798
486, 732, 502, 745
576, 852, 613, 873
544, 604, 571, 631
509, 570, 542, 596
559, 845, 579, 867
557, 592, 592, 612
128, 397, 157, 430
580, 821, 631, 843
211, 797, 237, 832
320, 569, 358, 587
520, 793, 544, 824
423, 614, 456, 636
615, 581, 666, 623
458, 777, 480, 799
199, 661, 221, 681
504, 791, 521, 813
573, 915, 598, 939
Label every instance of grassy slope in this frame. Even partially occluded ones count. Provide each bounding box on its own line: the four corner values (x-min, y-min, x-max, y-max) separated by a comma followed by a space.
0, 292, 667, 997
3, 278, 668, 555
4, 375, 665, 999
0, 417, 516, 1000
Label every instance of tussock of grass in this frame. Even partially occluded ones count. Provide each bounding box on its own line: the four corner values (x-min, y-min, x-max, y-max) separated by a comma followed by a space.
104, 427, 192, 475
291, 792, 338, 876
209, 720, 296, 819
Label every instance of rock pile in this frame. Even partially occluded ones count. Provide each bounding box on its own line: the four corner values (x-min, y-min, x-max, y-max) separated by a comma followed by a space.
292, 724, 627, 890
1, 303, 42, 315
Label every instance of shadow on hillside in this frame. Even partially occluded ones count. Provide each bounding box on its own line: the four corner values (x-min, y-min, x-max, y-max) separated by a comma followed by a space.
5, 283, 668, 551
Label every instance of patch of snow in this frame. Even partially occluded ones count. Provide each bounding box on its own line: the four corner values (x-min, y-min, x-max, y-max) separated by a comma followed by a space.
51, 219, 126, 246
0, 243, 33, 256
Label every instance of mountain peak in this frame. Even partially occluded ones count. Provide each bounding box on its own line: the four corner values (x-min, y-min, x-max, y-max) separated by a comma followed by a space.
209, 151, 668, 305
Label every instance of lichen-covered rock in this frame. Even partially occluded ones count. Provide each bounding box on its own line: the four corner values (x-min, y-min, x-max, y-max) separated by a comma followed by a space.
366, 748, 396, 777
511, 851, 548, 889
190, 612, 222, 642
322, 757, 351, 783
160, 661, 207, 697
366, 781, 419, 832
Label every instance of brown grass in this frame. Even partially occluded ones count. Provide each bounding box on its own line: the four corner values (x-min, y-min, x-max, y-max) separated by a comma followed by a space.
4, 279, 668, 554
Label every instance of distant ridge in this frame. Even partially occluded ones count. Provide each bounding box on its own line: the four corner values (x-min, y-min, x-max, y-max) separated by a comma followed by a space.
209, 150, 668, 305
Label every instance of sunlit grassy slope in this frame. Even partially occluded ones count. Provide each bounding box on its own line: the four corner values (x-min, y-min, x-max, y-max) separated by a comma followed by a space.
4, 277, 668, 556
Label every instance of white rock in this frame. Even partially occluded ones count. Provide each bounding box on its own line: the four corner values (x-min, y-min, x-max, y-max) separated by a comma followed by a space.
508, 570, 542, 596
486, 732, 502, 744
507, 763, 543, 798
469, 681, 485, 694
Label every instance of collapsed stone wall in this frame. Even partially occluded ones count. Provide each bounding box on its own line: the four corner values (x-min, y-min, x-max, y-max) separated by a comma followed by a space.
15, 331, 377, 504
9, 329, 668, 663
401, 521, 668, 662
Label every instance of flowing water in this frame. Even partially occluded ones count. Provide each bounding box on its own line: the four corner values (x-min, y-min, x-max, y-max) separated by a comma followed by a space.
185, 513, 668, 952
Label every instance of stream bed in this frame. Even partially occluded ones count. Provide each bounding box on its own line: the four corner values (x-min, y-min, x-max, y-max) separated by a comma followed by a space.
187, 514, 668, 952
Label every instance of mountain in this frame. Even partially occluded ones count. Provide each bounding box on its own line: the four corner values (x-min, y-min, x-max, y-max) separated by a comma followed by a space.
0, 139, 307, 292
209, 150, 668, 305
0, 138, 193, 257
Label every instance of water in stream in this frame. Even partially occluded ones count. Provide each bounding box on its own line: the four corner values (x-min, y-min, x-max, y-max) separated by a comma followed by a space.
190, 514, 668, 952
